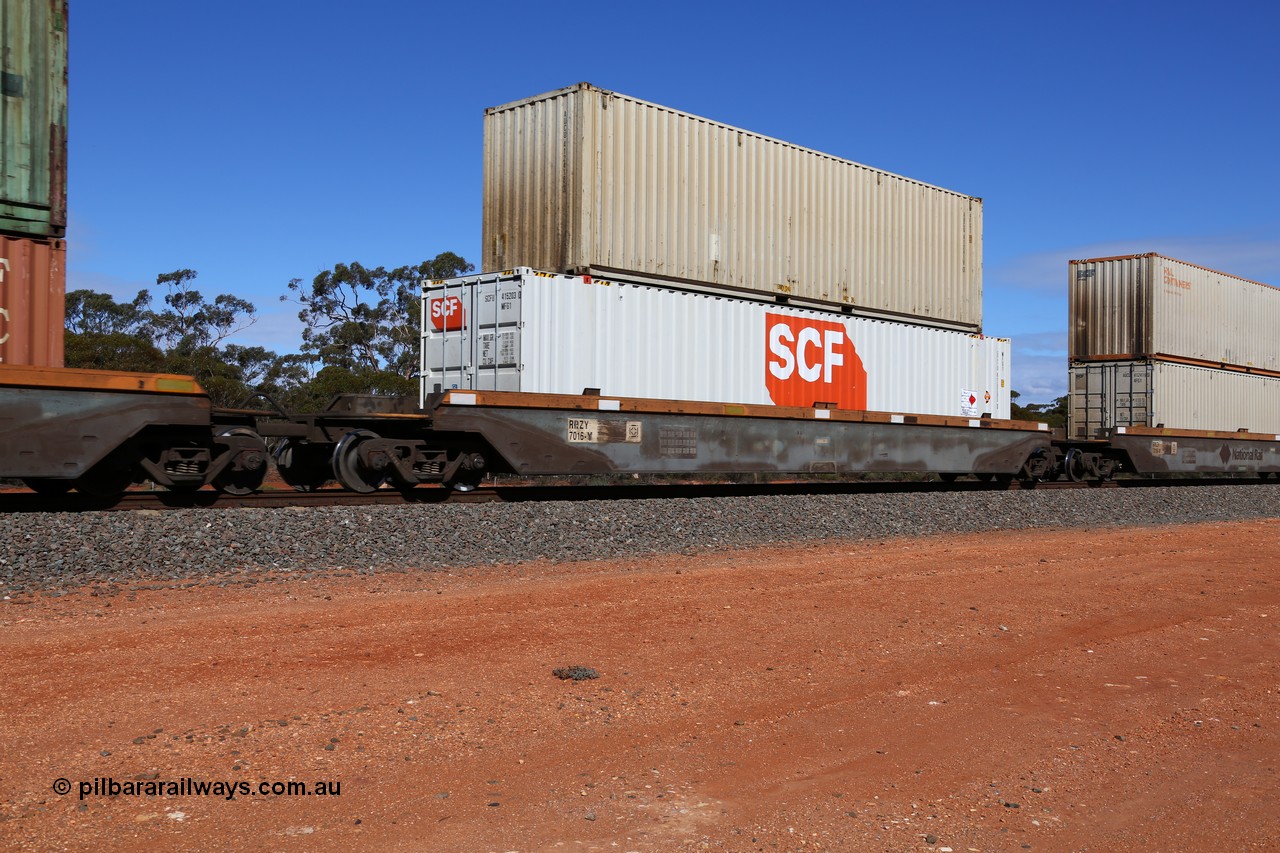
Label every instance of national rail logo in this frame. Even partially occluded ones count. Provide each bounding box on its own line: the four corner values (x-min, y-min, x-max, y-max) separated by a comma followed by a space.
764, 313, 867, 410
429, 296, 465, 331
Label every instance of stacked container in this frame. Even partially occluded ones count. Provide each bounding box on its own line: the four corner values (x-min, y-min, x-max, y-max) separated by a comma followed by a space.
0, 0, 68, 367
423, 269, 1010, 419
482, 83, 983, 332
1068, 254, 1280, 436
0, 232, 65, 366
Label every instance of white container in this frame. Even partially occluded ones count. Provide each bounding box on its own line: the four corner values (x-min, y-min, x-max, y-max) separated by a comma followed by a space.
1068, 359, 1280, 438
483, 84, 983, 331
1069, 254, 1280, 371
422, 269, 1009, 418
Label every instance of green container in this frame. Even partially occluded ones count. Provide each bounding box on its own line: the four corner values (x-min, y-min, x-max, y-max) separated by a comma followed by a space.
0, 0, 67, 239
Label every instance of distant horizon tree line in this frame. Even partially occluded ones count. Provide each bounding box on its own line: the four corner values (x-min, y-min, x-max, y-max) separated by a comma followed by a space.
63, 253, 473, 408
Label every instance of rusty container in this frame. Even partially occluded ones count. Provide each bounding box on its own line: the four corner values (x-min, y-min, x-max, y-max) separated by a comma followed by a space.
0, 0, 68, 239
0, 233, 65, 366
1069, 254, 1280, 372
483, 84, 983, 331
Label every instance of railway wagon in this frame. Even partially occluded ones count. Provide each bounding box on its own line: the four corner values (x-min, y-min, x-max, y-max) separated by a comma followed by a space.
2, 59, 1278, 502
0, 365, 267, 495
5, 362, 1276, 500
0, 362, 1058, 496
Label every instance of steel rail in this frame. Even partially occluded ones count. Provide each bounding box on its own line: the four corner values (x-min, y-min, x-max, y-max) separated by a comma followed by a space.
0, 476, 1270, 513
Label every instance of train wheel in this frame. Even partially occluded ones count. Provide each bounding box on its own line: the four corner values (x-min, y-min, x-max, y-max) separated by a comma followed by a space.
22, 478, 73, 497
275, 440, 332, 492
212, 428, 268, 496
1063, 448, 1088, 483
1017, 449, 1051, 485
332, 430, 387, 493
443, 451, 487, 492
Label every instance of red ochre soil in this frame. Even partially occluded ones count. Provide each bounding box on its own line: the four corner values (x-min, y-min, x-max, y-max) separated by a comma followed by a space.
1, 520, 1277, 851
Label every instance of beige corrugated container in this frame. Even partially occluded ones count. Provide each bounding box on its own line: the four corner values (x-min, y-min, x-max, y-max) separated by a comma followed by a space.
1068, 359, 1280, 437
483, 83, 983, 331
1069, 254, 1280, 372
0, 233, 64, 367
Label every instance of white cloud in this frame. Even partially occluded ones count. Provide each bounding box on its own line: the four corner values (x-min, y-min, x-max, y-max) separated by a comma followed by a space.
1011, 331, 1067, 355
1011, 351, 1067, 404
991, 227, 1280, 295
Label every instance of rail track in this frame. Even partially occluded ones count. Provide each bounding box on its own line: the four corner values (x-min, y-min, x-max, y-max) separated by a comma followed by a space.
0, 476, 1270, 513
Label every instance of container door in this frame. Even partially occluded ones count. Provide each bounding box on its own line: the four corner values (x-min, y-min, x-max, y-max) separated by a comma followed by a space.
1069, 363, 1108, 438
422, 279, 472, 392
1110, 362, 1153, 428
471, 276, 523, 391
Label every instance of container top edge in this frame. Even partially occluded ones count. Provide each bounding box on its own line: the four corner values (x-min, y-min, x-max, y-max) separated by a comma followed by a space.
424, 266, 986, 335
483, 82, 595, 116
1068, 253, 1160, 264
1069, 253, 1278, 290
483, 83, 983, 203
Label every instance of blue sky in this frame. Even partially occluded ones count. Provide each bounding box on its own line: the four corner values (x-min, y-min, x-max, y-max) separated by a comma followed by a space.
68, 1, 1279, 404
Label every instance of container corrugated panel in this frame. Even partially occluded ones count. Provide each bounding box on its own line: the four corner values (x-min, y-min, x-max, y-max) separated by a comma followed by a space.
1069, 254, 1280, 371
483, 84, 983, 331
0, 0, 68, 238
0, 233, 65, 366
1068, 359, 1280, 437
422, 269, 1009, 419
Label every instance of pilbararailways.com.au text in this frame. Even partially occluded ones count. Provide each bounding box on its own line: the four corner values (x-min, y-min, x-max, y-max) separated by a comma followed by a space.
54, 777, 341, 801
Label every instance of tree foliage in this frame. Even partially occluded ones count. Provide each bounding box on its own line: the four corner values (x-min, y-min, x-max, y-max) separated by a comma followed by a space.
65, 289, 149, 336
285, 252, 473, 379
147, 269, 256, 353
64, 270, 277, 407
64, 254, 473, 410
1011, 392, 1068, 428
64, 330, 166, 373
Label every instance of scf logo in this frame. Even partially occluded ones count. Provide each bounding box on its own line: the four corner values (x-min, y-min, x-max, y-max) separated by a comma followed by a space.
429, 296, 465, 331
765, 313, 867, 410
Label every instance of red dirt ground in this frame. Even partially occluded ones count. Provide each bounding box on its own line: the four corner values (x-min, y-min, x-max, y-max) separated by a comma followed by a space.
1, 520, 1277, 851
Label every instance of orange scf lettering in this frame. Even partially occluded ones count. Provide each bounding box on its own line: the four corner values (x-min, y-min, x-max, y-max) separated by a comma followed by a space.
765, 313, 867, 410
1162, 267, 1192, 290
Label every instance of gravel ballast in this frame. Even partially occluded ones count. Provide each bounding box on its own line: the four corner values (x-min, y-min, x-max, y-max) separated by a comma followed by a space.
1, 484, 1278, 598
